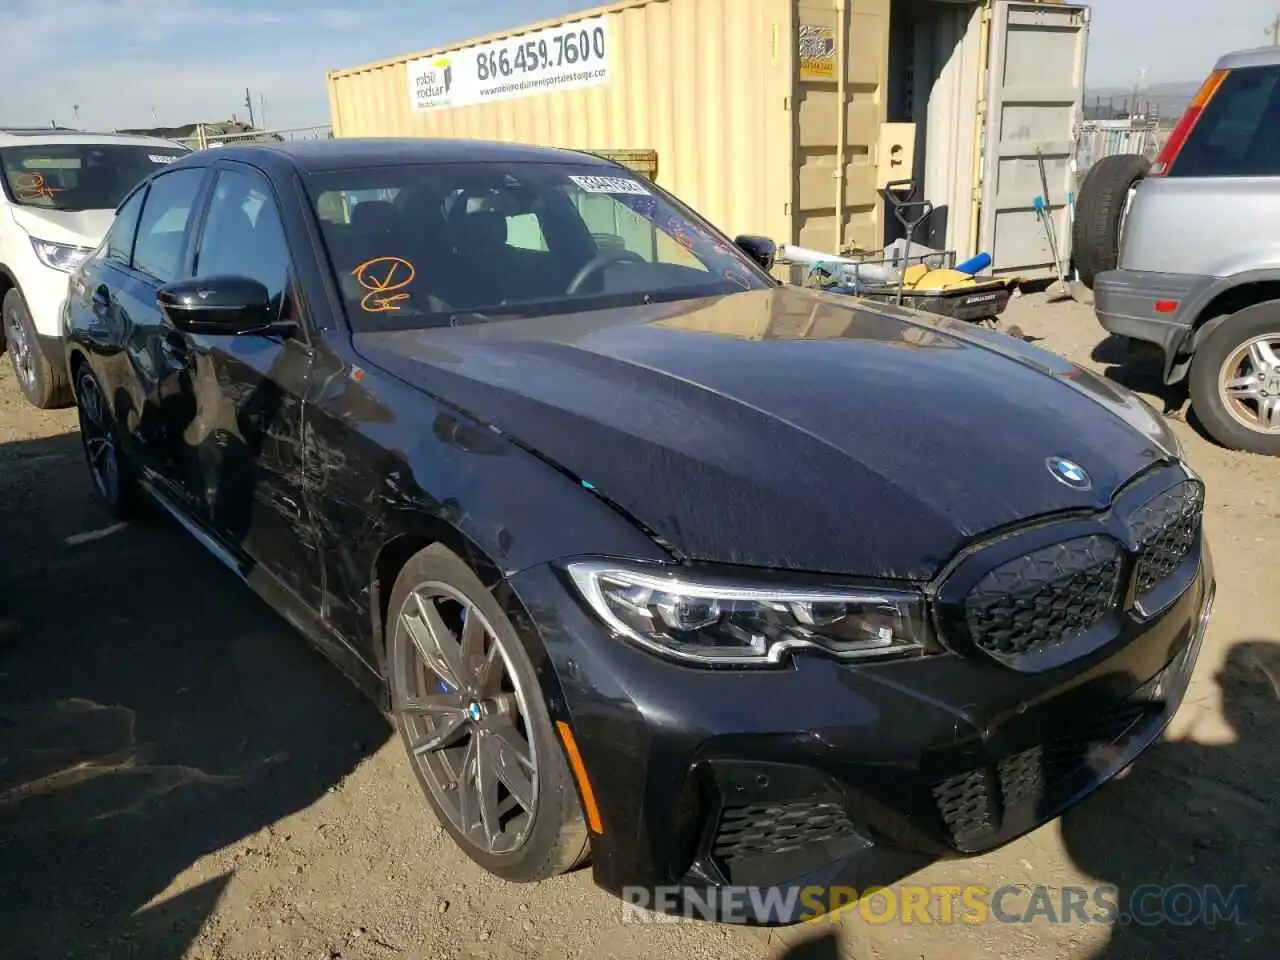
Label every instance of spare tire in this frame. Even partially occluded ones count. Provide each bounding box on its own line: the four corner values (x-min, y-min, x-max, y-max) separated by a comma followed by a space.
1072, 153, 1151, 290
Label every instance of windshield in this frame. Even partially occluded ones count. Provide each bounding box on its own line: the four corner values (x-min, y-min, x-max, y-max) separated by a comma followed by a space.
0, 144, 187, 212
305, 161, 772, 330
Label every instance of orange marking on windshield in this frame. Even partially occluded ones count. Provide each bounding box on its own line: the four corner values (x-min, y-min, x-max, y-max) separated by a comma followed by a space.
12, 172, 61, 202
671, 226, 697, 252
724, 268, 752, 290
353, 256, 416, 313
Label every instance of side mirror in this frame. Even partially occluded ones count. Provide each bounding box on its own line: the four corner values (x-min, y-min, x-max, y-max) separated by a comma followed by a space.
157, 276, 285, 336
734, 234, 777, 272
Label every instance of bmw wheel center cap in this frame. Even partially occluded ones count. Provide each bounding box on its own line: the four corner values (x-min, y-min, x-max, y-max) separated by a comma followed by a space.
1047, 456, 1091, 490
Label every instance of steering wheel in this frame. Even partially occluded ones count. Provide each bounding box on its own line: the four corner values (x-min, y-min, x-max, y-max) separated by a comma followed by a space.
566, 248, 648, 295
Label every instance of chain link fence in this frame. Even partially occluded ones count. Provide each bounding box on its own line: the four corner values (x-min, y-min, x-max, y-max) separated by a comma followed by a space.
1075, 120, 1168, 178
173, 124, 333, 150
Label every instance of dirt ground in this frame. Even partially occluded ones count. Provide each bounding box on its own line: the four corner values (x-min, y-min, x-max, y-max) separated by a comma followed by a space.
1, 293, 1276, 960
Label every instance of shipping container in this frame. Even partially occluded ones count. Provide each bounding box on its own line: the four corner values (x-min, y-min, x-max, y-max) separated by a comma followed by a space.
327, 0, 1087, 277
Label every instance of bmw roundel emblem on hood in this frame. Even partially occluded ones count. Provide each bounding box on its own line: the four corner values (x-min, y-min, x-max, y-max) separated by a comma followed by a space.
1047, 457, 1091, 490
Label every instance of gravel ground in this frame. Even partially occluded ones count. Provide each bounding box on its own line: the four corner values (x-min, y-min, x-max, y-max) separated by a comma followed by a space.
1, 293, 1276, 960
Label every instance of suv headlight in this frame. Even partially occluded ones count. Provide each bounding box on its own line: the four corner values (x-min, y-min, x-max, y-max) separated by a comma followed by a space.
565, 559, 928, 667
30, 237, 92, 273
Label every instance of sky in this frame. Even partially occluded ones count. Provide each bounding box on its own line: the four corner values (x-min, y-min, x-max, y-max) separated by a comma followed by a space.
0, 0, 1275, 131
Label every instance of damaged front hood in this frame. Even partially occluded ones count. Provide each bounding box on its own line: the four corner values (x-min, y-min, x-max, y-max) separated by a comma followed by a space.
354, 287, 1170, 581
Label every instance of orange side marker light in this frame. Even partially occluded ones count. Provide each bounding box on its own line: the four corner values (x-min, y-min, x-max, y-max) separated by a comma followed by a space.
555, 720, 604, 834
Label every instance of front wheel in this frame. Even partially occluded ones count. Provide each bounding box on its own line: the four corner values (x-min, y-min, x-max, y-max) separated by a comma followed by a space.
386, 544, 590, 881
1188, 300, 1280, 456
3, 289, 72, 409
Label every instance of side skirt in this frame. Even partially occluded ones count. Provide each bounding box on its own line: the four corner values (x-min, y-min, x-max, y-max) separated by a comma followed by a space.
138, 471, 391, 713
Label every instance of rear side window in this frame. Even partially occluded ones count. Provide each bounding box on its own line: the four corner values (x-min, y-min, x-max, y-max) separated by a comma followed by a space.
1173, 65, 1280, 177
106, 188, 146, 267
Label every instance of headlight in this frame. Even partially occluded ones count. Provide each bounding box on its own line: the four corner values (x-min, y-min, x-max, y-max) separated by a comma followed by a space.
565, 559, 928, 666
30, 237, 92, 273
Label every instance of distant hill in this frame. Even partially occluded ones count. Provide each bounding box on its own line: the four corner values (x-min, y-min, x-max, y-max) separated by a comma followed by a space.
1088, 80, 1202, 100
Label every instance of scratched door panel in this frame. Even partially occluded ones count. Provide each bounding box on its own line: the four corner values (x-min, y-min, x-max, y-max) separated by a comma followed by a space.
187, 164, 321, 601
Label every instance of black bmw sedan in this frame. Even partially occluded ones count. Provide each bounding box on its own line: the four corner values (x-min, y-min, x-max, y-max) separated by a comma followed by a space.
61, 139, 1213, 923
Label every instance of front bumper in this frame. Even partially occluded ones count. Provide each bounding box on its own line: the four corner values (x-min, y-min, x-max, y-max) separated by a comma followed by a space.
14, 258, 75, 340
507, 528, 1214, 925
1093, 269, 1213, 380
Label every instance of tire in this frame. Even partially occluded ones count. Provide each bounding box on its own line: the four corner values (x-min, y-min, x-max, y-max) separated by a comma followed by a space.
2, 288, 73, 409
386, 543, 590, 882
1072, 154, 1151, 290
1188, 300, 1280, 456
73, 362, 142, 517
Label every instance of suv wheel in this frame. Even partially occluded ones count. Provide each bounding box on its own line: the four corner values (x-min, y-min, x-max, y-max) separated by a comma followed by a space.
3, 288, 72, 409
1189, 300, 1280, 456
1072, 154, 1151, 290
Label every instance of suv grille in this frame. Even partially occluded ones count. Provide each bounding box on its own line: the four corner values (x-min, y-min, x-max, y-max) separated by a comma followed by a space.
963, 536, 1124, 660
1130, 480, 1204, 599
712, 800, 863, 864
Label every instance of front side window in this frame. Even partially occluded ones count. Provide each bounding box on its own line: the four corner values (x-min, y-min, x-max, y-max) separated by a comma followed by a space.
106, 188, 147, 267
195, 168, 291, 316
0, 144, 188, 212
306, 162, 769, 331
131, 169, 205, 283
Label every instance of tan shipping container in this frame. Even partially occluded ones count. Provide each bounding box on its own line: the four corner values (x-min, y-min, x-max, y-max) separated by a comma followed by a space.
327, 0, 1089, 276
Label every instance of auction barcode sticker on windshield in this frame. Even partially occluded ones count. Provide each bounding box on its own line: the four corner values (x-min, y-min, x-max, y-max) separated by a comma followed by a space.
568, 175, 650, 196
149, 154, 179, 164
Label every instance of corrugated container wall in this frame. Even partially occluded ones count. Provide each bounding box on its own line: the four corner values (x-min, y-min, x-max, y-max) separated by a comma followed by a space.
328, 0, 797, 246
791, 0, 889, 254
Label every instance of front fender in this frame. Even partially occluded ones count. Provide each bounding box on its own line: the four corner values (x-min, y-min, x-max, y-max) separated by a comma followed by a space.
304, 344, 670, 669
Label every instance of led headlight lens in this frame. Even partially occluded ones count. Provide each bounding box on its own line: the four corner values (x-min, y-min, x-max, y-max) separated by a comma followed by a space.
565, 560, 927, 666
30, 237, 92, 273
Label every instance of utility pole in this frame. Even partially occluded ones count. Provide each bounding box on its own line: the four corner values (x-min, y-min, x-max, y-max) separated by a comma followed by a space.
259, 94, 268, 132
1268, 14, 1280, 46
244, 87, 256, 128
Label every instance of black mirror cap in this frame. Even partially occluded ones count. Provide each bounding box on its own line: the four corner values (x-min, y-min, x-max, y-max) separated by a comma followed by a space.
734, 234, 777, 272
157, 275, 275, 334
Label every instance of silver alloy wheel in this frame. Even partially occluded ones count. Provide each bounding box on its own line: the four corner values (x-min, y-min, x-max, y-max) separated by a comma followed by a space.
1218, 333, 1280, 435
4, 304, 34, 390
75, 371, 119, 503
392, 582, 540, 856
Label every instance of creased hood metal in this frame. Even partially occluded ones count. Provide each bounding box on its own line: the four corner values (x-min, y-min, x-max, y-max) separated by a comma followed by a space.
354, 287, 1169, 580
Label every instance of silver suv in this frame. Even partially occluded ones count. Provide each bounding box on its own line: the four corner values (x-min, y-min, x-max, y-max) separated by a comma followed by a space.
1087, 46, 1280, 456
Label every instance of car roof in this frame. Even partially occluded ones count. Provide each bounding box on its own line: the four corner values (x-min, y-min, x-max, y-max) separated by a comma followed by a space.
0, 129, 189, 150
1215, 46, 1280, 71
195, 138, 620, 175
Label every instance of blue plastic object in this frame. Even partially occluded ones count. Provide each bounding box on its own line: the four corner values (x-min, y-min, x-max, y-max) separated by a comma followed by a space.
955, 252, 992, 275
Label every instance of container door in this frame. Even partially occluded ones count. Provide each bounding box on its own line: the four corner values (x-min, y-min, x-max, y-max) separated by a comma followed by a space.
977, 1, 1089, 277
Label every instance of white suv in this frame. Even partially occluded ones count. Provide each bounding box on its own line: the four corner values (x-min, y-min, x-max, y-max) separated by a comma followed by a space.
0, 130, 189, 407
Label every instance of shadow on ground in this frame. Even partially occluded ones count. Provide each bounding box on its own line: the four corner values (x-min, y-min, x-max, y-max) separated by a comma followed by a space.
0, 431, 391, 960
1091, 334, 1193, 418
777, 929, 840, 959
1061, 638, 1280, 959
